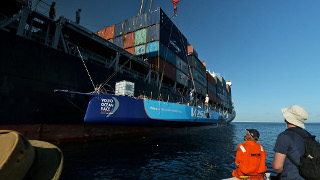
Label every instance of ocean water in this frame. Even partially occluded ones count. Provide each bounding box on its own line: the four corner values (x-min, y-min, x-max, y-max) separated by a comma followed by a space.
59, 122, 320, 180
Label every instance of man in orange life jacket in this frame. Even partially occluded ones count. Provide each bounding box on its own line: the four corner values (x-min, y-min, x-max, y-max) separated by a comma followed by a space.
232, 129, 267, 180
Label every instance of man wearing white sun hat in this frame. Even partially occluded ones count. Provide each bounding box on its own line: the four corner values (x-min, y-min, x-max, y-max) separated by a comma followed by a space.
272, 105, 310, 180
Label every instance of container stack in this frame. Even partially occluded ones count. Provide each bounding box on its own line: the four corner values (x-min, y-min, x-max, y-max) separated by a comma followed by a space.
226, 82, 232, 111
97, 7, 233, 110
97, 7, 189, 87
187, 45, 207, 96
206, 72, 219, 105
215, 77, 229, 109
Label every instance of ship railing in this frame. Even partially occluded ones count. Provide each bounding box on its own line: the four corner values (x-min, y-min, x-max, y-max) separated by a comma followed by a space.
75, 45, 149, 82
120, 67, 145, 81
76, 46, 111, 65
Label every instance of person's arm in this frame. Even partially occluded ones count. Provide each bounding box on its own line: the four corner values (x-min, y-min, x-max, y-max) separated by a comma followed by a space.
272, 152, 286, 174
235, 145, 242, 167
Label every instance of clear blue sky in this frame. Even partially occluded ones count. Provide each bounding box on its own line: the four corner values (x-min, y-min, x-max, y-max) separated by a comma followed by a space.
33, 0, 320, 123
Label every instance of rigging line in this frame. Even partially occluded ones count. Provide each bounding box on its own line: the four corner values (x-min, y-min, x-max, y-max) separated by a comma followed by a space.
99, 55, 131, 88
63, 97, 85, 113
99, 14, 176, 89
76, 46, 96, 90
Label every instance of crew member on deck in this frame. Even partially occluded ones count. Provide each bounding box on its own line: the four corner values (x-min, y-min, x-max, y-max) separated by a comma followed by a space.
232, 129, 267, 180
49, 2, 56, 20
189, 89, 194, 106
204, 94, 209, 109
76, 9, 82, 24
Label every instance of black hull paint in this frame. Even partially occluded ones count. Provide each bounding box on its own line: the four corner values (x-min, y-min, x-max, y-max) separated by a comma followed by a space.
0, 30, 182, 125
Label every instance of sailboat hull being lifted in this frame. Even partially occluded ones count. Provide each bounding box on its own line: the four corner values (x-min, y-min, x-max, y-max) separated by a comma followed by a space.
57, 91, 228, 126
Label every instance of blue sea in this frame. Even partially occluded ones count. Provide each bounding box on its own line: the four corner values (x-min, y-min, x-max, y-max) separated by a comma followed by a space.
59, 122, 320, 180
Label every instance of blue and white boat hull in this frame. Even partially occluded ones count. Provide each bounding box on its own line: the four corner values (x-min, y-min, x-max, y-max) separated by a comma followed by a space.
84, 94, 228, 126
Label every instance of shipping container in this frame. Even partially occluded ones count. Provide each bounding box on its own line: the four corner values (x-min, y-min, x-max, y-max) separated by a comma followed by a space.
214, 77, 221, 87
187, 55, 206, 76
161, 28, 187, 62
176, 69, 188, 87
97, 25, 115, 40
108, 39, 113, 43
145, 41, 176, 66
145, 8, 188, 61
124, 16, 136, 34
147, 8, 161, 27
125, 47, 134, 55
218, 77, 226, 88
146, 41, 159, 58
147, 57, 176, 81
187, 45, 198, 58
97, 29, 104, 38
206, 72, 216, 86
191, 80, 207, 96
208, 90, 218, 104
136, 13, 148, 30
134, 44, 146, 55
114, 22, 126, 37
123, 32, 135, 49
176, 56, 188, 74
147, 7, 171, 30
226, 84, 231, 94
208, 82, 216, 94
146, 24, 160, 42
192, 67, 206, 87
134, 28, 147, 46
114, 36, 124, 48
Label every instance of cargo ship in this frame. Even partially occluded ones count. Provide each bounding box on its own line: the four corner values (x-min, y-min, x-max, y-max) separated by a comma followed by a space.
0, 0, 235, 143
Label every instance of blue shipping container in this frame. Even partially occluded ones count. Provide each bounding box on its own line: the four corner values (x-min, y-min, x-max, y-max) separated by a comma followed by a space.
146, 41, 159, 58
146, 24, 160, 42
160, 43, 176, 65
160, 29, 187, 62
124, 16, 136, 34
135, 44, 146, 55
147, 8, 160, 26
135, 13, 148, 30
114, 22, 125, 37
147, 7, 172, 30
114, 36, 124, 48
134, 28, 147, 46
145, 41, 176, 66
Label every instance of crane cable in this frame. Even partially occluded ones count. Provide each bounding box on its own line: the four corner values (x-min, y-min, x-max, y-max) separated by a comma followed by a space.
76, 46, 96, 90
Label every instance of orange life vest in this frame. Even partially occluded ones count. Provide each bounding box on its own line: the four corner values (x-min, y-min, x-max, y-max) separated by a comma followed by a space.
232, 141, 267, 180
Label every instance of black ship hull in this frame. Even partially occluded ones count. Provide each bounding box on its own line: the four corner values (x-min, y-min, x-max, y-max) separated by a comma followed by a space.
1, 29, 182, 125
1, 30, 199, 142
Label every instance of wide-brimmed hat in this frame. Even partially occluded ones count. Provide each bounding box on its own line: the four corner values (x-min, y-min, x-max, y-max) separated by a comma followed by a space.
0, 130, 63, 179
281, 105, 308, 129
245, 129, 260, 140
